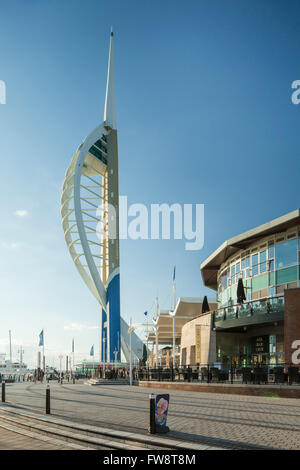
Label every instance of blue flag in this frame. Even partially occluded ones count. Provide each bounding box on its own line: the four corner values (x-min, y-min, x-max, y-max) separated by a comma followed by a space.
144, 311, 148, 316
173, 266, 176, 282
39, 330, 44, 347
90, 345, 94, 356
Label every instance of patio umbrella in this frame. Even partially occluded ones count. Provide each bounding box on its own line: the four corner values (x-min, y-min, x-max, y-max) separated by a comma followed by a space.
237, 278, 246, 304
202, 295, 210, 313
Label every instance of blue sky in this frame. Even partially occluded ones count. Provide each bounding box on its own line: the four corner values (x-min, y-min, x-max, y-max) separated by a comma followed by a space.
0, 0, 299, 367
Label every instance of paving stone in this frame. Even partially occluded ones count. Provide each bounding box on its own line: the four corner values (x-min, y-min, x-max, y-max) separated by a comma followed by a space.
2, 381, 300, 449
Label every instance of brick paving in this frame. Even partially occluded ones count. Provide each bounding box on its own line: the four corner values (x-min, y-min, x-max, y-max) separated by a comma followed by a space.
0, 423, 70, 450
3, 381, 300, 449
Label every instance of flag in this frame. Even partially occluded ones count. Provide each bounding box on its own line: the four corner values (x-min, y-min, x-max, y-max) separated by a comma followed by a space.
90, 345, 94, 356
173, 266, 176, 282
144, 311, 148, 316
72, 338, 74, 353
38, 330, 44, 347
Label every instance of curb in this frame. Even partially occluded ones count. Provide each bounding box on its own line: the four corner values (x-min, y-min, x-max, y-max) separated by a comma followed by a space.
0, 404, 225, 450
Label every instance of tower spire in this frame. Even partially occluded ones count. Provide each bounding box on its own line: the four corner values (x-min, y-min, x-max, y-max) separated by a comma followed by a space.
104, 27, 116, 129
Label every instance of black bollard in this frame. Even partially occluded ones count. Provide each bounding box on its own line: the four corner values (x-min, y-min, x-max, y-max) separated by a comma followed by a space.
149, 393, 156, 434
73, 377, 75, 384
46, 385, 50, 414
2, 381, 5, 402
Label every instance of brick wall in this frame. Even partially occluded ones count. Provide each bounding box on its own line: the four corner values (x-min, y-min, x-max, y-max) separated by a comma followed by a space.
284, 288, 300, 365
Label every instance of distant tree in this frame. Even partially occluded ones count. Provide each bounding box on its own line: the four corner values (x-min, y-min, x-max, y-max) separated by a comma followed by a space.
142, 344, 147, 366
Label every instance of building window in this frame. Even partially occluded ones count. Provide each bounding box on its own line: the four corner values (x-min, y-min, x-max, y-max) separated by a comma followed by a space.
276, 239, 298, 269
236, 262, 240, 282
231, 265, 235, 285
269, 286, 276, 296
260, 250, 267, 273
252, 253, 258, 276
268, 244, 275, 259
221, 270, 228, 289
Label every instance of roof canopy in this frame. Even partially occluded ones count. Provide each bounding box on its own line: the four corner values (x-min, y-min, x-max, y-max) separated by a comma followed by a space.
146, 297, 216, 345
201, 209, 300, 290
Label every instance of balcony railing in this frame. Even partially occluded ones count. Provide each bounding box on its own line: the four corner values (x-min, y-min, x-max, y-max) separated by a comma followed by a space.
213, 296, 284, 323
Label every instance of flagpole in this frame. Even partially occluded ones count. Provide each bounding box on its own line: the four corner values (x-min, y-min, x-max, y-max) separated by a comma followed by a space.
155, 297, 159, 368
9, 330, 12, 364
145, 311, 149, 366
42, 328, 45, 376
129, 318, 132, 386
172, 267, 176, 368
72, 338, 75, 378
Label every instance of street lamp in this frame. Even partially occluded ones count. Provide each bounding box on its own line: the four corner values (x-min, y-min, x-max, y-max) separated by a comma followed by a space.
59, 354, 63, 384
102, 336, 106, 374
18, 347, 24, 382
113, 348, 118, 370
128, 319, 134, 386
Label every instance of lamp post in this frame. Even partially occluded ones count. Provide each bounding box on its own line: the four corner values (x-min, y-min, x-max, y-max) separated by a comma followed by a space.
128, 318, 134, 386
113, 348, 118, 370
18, 347, 24, 382
102, 337, 106, 375
59, 354, 63, 384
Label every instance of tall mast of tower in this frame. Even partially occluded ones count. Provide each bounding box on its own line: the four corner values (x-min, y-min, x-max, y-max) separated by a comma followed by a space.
104, 27, 117, 130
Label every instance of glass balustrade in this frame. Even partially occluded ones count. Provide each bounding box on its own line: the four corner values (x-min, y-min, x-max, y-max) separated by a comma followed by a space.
214, 296, 284, 323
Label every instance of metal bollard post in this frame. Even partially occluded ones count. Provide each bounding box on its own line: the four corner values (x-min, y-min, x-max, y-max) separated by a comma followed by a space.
2, 381, 5, 402
46, 385, 50, 414
73, 377, 75, 384
230, 362, 234, 384
187, 365, 191, 382
207, 364, 210, 384
149, 393, 156, 434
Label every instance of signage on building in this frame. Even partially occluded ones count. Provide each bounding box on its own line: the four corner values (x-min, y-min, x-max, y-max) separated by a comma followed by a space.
195, 326, 201, 364
253, 335, 269, 354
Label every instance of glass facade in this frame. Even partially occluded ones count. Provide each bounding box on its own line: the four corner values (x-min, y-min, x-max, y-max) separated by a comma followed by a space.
217, 232, 300, 307
211, 227, 300, 366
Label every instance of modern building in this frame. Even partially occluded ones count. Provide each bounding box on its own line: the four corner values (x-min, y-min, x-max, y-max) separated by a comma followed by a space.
147, 297, 217, 366
200, 209, 300, 366
61, 30, 144, 364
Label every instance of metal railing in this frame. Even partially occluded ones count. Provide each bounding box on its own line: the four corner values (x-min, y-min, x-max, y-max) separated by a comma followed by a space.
134, 362, 300, 386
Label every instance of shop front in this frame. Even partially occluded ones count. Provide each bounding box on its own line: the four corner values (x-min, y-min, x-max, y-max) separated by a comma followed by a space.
216, 323, 284, 367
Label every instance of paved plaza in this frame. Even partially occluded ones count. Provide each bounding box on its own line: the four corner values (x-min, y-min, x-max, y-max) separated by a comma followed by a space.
0, 423, 71, 450
0, 381, 300, 449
